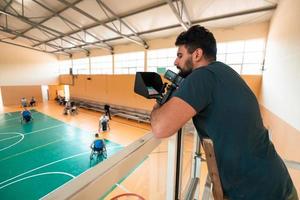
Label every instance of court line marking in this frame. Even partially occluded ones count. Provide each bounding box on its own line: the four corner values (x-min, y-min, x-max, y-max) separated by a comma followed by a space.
0, 138, 65, 162
0, 151, 90, 186
116, 183, 130, 193
0, 124, 64, 141
0, 111, 41, 123
0, 118, 62, 132
0, 172, 75, 190
0, 132, 24, 152
0, 143, 123, 187
0, 132, 23, 142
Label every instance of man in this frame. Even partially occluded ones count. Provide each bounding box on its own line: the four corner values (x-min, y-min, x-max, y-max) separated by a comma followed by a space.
150, 25, 297, 199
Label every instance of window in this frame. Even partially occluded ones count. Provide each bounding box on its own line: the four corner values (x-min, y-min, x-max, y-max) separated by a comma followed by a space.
72, 58, 90, 74
114, 51, 144, 74
91, 55, 113, 74
147, 48, 178, 74
59, 60, 72, 74
217, 39, 265, 75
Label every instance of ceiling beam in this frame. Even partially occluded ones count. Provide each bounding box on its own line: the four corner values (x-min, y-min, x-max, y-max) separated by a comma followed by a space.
32, 0, 113, 52
37, 0, 149, 49
32, 0, 169, 50
0, 25, 62, 50
180, 0, 191, 26
0, 40, 51, 53
165, 0, 189, 30
0, 0, 13, 16
0, 8, 80, 47
11, 0, 83, 40
49, 5, 277, 53
95, 0, 148, 48
82, 5, 281, 46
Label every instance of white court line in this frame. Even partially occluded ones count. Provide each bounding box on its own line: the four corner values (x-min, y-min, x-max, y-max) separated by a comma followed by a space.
0, 138, 64, 162
116, 183, 130, 193
0, 132, 24, 152
0, 151, 90, 186
0, 132, 23, 142
0, 112, 41, 123
28, 124, 65, 134
0, 124, 64, 154
0, 172, 75, 190
0, 124, 64, 141
106, 146, 123, 151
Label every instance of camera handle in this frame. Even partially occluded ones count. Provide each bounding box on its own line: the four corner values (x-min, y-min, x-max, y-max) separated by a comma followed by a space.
157, 83, 177, 105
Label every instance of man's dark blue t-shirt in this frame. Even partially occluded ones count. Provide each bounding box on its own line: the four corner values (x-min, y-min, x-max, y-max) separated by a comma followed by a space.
173, 61, 293, 199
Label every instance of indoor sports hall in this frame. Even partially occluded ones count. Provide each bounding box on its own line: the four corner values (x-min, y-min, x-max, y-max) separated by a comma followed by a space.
0, 0, 299, 199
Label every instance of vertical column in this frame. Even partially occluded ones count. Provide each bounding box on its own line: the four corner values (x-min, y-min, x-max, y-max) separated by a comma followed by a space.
112, 53, 115, 74
144, 49, 147, 72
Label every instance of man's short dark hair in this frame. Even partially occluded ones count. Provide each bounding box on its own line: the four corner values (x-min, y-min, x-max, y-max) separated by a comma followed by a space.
95, 133, 99, 137
175, 25, 217, 61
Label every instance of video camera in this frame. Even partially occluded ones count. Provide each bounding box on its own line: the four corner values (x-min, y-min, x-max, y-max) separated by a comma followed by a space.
134, 70, 184, 105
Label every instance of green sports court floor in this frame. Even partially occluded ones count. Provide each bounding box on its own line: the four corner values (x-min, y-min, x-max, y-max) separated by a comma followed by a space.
0, 110, 122, 199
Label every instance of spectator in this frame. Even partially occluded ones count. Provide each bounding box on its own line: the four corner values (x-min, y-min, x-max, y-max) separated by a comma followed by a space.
29, 97, 36, 107
21, 97, 28, 108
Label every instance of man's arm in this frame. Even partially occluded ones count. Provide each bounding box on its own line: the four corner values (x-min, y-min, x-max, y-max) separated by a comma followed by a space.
150, 97, 196, 138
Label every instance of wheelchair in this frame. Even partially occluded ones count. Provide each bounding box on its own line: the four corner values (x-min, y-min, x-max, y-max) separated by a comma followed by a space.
70, 106, 78, 115
90, 144, 107, 160
21, 115, 33, 124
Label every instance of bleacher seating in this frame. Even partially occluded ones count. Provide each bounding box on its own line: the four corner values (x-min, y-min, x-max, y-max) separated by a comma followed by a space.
70, 97, 151, 123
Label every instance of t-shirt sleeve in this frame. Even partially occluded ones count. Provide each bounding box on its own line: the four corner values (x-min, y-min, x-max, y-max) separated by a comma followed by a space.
173, 68, 215, 113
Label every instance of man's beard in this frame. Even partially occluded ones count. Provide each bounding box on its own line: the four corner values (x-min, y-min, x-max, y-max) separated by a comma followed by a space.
177, 58, 193, 78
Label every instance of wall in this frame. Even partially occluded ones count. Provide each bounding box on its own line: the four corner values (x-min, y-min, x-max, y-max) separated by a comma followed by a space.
69, 74, 260, 112
1, 86, 42, 106
242, 75, 262, 99
0, 42, 59, 86
259, 0, 300, 193
70, 75, 157, 111
48, 85, 65, 100
213, 22, 269, 42
260, 0, 300, 131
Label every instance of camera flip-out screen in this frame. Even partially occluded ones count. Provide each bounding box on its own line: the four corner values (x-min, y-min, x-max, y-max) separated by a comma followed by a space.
134, 72, 163, 99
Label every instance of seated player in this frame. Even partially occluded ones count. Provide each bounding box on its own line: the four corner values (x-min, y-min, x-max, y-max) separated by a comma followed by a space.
63, 100, 71, 115
98, 114, 110, 132
70, 101, 78, 115
90, 133, 106, 159
21, 108, 32, 123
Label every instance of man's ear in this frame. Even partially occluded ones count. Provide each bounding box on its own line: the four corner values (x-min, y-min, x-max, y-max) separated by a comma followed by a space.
193, 48, 203, 62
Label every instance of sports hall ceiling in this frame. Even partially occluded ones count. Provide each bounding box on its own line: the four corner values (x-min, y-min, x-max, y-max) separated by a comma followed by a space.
0, 0, 278, 55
